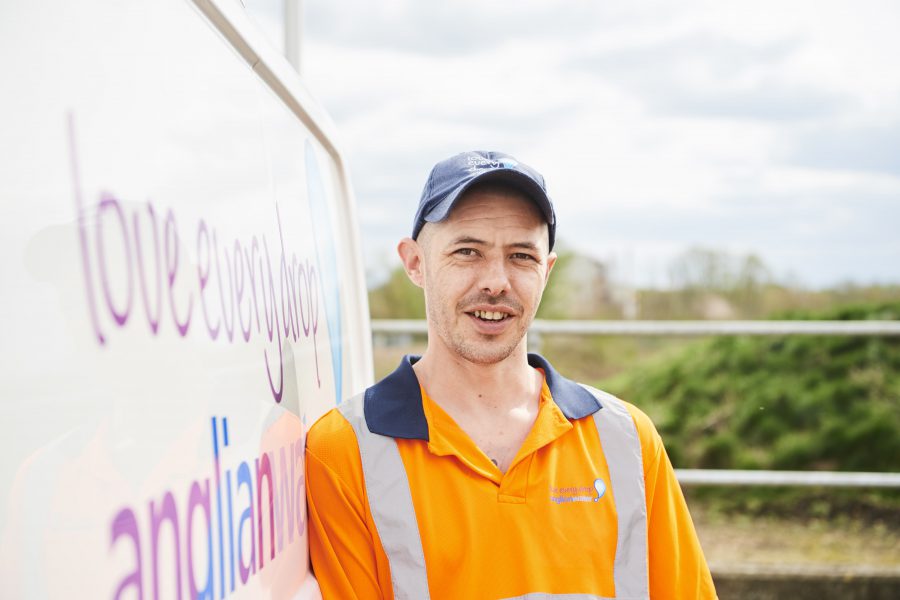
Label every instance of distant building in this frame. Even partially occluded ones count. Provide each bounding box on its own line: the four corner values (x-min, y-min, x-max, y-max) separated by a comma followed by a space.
560, 254, 620, 318
696, 293, 737, 320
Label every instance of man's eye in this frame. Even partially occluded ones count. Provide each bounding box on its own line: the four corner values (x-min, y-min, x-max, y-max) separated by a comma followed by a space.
455, 248, 477, 257
512, 252, 536, 261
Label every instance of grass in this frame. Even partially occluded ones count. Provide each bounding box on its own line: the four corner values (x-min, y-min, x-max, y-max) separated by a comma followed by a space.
691, 500, 900, 568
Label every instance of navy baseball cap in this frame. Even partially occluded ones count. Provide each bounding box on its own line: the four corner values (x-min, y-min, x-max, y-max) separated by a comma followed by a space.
412, 150, 557, 250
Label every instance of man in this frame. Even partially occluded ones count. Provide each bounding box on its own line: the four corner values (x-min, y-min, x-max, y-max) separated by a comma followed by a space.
306, 151, 717, 599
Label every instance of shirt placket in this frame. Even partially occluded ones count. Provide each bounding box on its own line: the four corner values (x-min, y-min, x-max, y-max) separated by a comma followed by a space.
422, 381, 574, 503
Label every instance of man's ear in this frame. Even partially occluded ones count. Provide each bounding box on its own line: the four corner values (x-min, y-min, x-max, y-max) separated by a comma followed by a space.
397, 237, 425, 288
544, 251, 558, 286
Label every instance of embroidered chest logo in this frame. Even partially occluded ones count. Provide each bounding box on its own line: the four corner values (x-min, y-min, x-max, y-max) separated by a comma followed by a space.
549, 478, 606, 504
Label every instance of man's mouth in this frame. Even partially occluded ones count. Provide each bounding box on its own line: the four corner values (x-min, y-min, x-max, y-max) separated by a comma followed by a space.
470, 310, 512, 322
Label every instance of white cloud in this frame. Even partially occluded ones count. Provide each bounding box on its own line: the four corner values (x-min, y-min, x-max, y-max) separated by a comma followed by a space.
303, 0, 900, 287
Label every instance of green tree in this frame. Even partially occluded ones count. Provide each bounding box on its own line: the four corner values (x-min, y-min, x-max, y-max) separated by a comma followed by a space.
368, 266, 425, 319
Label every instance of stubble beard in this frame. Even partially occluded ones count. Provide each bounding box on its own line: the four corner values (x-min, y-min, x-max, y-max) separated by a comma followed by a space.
426, 293, 532, 366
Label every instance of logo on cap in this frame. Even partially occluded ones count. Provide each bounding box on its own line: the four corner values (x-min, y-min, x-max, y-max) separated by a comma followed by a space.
466, 156, 518, 173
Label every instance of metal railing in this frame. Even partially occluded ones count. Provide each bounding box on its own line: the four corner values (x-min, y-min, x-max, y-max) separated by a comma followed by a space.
675, 469, 900, 488
371, 318, 900, 489
371, 319, 900, 336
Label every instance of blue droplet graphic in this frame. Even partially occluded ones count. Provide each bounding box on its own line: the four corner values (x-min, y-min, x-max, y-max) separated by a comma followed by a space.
593, 478, 606, 501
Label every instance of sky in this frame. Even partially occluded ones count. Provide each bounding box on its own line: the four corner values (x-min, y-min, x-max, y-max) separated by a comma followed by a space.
254, 0, 900, 289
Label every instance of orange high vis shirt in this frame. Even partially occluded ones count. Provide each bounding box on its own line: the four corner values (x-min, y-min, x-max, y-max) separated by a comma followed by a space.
306, 355, 717, 599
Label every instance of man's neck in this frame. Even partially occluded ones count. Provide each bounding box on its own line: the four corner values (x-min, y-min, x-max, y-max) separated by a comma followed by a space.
412, 339, 543, 473
411, 341, 540, 415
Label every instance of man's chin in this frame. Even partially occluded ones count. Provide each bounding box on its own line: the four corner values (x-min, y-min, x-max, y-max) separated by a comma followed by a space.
454, 337, 523, 366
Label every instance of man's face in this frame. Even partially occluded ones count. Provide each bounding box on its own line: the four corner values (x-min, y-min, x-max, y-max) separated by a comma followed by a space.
401, 186, 557, 365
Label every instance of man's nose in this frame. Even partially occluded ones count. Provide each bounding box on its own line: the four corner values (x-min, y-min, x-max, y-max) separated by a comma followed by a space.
479, 257, 512, 297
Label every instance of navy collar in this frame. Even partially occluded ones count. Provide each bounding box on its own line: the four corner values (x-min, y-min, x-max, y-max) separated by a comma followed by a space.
363, 353, 602, 440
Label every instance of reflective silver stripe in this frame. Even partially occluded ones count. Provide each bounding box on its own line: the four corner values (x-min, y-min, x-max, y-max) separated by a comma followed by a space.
501, 594, 613, 600
339, 393, 431, 600
583, 384, 649, 600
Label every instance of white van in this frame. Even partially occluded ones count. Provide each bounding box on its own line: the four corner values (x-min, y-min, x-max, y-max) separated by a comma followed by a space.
0, 1, 373, 598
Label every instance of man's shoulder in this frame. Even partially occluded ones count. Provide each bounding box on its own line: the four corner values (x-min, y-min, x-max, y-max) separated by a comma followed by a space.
572, 381, 655, 429
571, 380, 664, 469
305, 401, 362, 471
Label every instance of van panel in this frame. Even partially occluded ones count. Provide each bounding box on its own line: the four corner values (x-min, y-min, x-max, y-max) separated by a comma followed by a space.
0, 1, 372, 597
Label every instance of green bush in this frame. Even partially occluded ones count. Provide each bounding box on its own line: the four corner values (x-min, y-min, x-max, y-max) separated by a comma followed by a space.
604, 302, 900, 474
